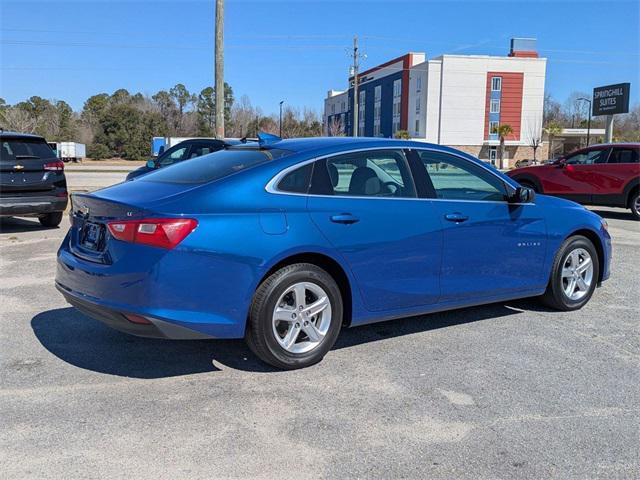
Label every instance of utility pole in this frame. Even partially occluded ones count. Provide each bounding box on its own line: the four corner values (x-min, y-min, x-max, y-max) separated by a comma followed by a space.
214, 0, 225, 138
351, 35, 359, 137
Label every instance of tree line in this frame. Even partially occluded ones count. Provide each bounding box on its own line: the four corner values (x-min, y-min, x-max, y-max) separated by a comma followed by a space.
0, 84, 322, 160
544, 91, 639, 142
1, 88, 637, 160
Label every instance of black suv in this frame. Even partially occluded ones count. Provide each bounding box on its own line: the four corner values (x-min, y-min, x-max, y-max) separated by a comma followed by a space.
0, 131, 68, 227
126, 138, 240, 180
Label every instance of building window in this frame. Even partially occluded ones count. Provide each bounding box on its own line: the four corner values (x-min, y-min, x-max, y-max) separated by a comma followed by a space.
416, 77, 422, 93
392, 79, 402, 135
331, 104, 335, 114
489, 146, 498, 165
489, 121, 499, 135
358, 90, 366, 136
373, 86, 381, 137
341, 101, 346, 112
490, 99, 500, 113
491, 77, 502, 91
393, 79, 402, 97
415, 96, 421, 114
414, 119, 420, 136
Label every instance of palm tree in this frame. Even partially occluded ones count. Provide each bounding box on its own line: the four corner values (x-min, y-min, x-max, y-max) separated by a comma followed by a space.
492, 123, 513, 169
544, 122, 563, 161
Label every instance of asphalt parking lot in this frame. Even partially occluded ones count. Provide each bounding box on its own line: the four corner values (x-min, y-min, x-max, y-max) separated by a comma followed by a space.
1, 172, 639, 478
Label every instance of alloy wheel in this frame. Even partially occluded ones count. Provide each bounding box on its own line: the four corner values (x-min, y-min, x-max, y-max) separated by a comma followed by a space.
272, 281, 332, 354
561, 248, 594, 301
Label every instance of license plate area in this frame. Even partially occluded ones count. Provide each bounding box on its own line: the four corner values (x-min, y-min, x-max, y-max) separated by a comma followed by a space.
80, 221, 105, 251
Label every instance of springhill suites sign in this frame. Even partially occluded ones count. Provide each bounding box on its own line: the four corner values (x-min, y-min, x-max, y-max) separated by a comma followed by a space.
592, 83, 630, 116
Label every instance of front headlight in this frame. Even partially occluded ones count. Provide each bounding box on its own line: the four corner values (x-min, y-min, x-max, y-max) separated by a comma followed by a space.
601, 218, 608, 231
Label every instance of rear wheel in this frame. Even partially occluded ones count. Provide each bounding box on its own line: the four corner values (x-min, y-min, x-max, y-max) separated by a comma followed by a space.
39, 211, 63, 228
629, 190, 640, 220
540, 235, 599, 311
245, 263, 343, 369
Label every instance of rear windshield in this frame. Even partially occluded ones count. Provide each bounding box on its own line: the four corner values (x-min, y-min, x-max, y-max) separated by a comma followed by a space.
140, 147, 291, 184
1, 138, 56, 161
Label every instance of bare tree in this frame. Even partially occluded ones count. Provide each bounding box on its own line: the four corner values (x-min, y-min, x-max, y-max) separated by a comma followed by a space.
1, 106, 37, 133
228, 95, 259, 137
525, 116, 543, 163
564, 91, 590, 127
328, 116, 344, 136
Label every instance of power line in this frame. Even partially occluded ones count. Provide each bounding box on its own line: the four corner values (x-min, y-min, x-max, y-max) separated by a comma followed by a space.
1, 39, 348, 50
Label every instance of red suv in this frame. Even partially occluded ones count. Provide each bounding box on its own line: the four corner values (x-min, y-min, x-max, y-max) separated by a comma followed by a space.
508, 143, 640, 219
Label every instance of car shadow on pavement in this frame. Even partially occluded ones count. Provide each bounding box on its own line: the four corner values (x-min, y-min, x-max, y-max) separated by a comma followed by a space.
32, 300, 537, 378
0, 217, 58, 233
589, 209, 635, 221
31, 307, 267, 378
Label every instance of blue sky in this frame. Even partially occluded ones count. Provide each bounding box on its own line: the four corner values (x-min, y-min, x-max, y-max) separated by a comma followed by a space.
1, 0, 639, 114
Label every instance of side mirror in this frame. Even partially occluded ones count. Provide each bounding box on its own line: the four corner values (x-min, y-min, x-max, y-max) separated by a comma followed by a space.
511, 186, 536, 204
146, 160, 156, 169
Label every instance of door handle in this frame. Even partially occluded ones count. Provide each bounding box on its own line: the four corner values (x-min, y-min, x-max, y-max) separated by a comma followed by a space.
330, 213, 359, 225
444, 213, 469, 223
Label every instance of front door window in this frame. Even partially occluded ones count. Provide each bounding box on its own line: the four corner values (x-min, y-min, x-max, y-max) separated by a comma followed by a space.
158, 145, 189, 167
417, 150, 507, 202
565, 149, 607, 165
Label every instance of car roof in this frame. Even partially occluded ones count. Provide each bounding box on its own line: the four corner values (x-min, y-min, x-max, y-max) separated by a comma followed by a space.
587, 142, 640, 148
260, 136, 447, 155
0, 130, 46, 141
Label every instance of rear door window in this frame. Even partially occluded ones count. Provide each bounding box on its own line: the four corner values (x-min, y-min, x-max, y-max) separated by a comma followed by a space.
608, 148, 639, 164
141, 147, 291, 184
309, 149, 416, 198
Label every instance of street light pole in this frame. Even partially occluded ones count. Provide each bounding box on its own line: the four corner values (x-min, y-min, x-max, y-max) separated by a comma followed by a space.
578, 97, 592, 146
279, 100, 284, 138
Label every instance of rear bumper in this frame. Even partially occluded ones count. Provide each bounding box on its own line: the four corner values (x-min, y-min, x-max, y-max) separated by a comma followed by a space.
56, 282, 214, 340
55, 235, 251, 339
0, 195, 68, 216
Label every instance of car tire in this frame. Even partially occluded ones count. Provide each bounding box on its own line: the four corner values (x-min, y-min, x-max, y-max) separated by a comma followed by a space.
540, 235, 599, 311
245, 263, 343, 370
518, 180, 538, 193
629, 190, 640, 220
39, 212, 63, 228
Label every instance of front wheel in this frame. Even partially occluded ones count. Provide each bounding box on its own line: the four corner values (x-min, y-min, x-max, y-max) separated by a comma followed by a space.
39, 211, 63, 228
245, 263, 343, 369
518, 180, 539, 193
629, 190, 640, 220
540, 235, 599, 311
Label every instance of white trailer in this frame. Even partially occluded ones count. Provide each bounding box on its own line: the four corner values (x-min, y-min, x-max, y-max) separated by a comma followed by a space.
57, 142, 86, 162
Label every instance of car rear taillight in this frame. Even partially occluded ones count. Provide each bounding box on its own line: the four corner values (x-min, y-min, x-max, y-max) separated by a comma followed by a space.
44, 161, 65, 171
107, 218, 197, 249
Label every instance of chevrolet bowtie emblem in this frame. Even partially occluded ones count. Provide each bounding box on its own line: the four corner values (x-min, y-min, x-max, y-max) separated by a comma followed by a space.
13, 165, 24, 170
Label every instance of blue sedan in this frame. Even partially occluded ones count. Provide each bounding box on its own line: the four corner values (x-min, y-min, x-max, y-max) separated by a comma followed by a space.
56, 135, 612, 369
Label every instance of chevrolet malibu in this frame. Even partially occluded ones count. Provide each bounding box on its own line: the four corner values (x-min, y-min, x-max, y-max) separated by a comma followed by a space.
56, 136, 612, 369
